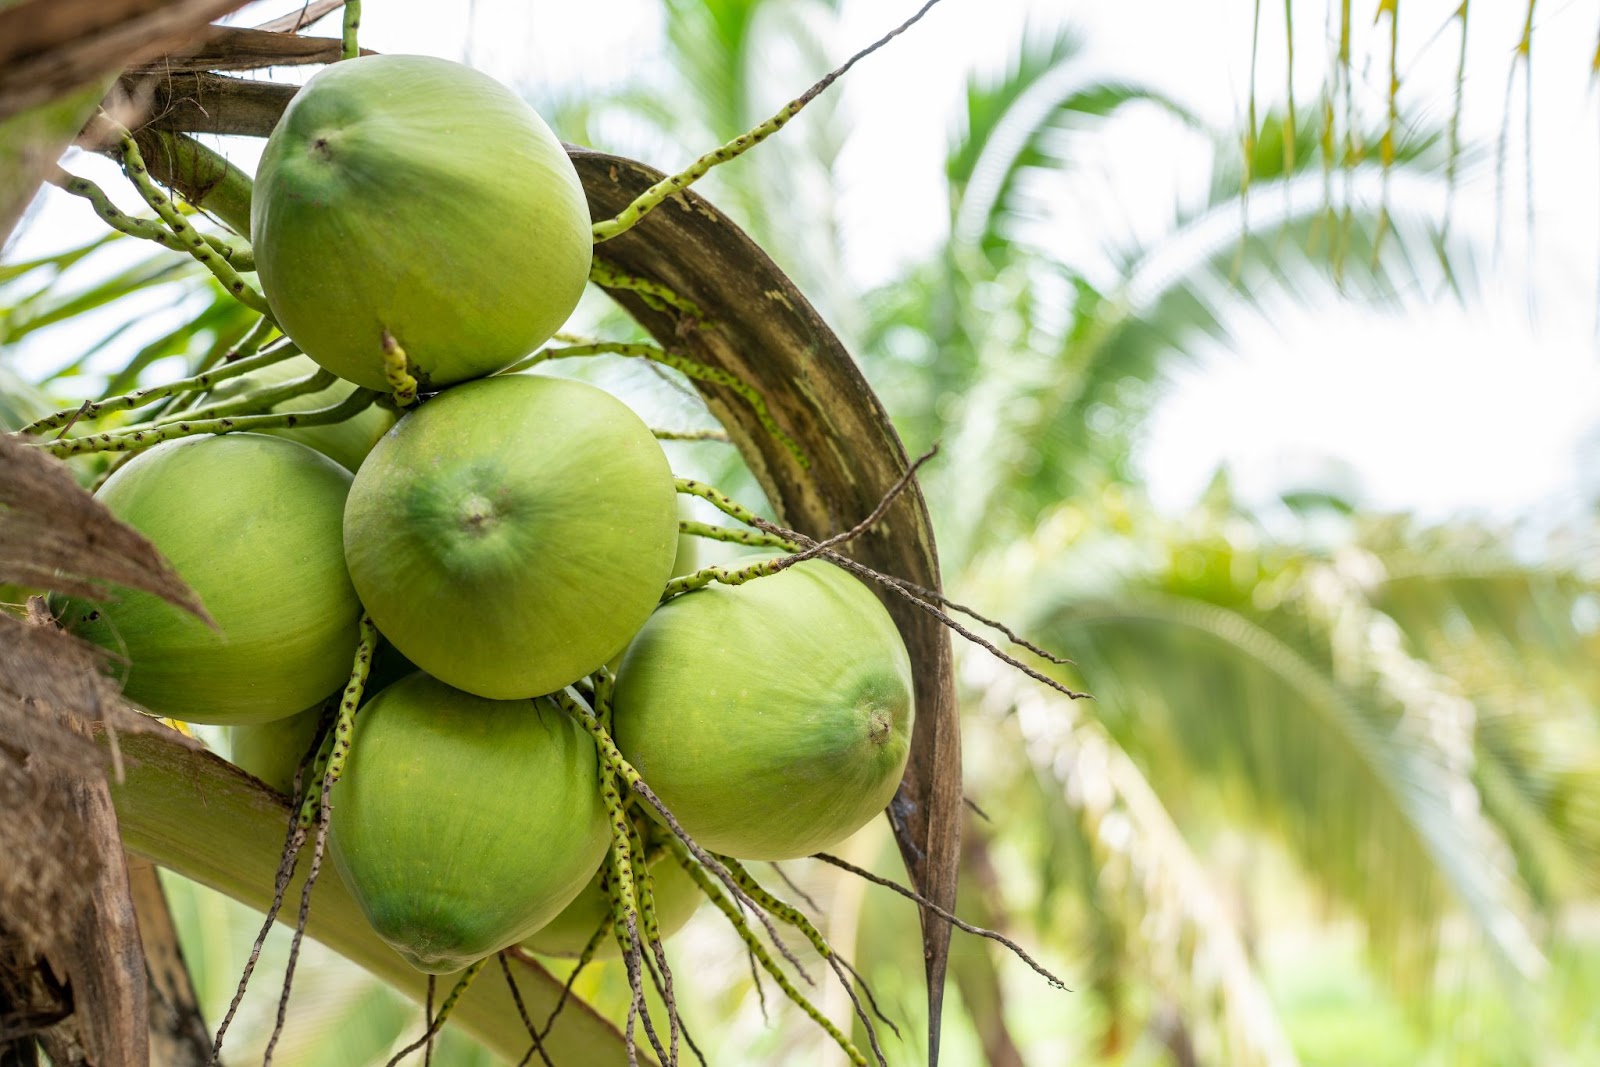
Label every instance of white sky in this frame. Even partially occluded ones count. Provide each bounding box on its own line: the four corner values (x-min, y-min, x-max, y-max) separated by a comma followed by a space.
6, 0, 1598, 526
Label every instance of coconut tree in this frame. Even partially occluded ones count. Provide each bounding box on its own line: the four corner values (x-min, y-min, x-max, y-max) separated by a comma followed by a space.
4, 1, 1594, 1064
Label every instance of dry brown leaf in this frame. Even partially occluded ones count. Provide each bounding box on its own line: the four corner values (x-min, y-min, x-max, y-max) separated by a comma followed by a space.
0, 435, 208, 619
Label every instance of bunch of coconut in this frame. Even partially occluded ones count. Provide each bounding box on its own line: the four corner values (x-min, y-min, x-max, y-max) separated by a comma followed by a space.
56, 56, 914, 973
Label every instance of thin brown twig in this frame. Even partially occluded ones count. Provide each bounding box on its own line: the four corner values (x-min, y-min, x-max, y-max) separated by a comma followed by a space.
812, 853, 1069, 991
767, 861, 821, 914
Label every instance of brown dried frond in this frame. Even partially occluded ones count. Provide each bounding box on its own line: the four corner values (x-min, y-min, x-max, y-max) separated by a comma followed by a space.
0, 434, 207, 618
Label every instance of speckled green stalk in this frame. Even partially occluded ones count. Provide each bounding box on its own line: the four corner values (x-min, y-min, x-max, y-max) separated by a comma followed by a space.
597, 798, 665, 1067
719, 856, 887, 1062
660, 554, 790, 598
18, 346, 293, 434
295, 614, 376, 830
50, 168, 253, 269
627, 820, 680, 1066
342, 0, 361, 60
667, 838, 867, 1067
588, 105, 806, 246
380, 331, 418, 406
107, 120, 271, 315
158, 367, 335, 424
652, 428, 730, 443
589, 0, 943, 246
532, 918, 609, 1050
672, 478, 792, 540
224, 319, 282, 365
510, 341, 805, 468
554, 688, 808, 980
381, 957, 488, 1067
41, 387, 378, 459
589, 259, 708, 322
679, 520, 794, 552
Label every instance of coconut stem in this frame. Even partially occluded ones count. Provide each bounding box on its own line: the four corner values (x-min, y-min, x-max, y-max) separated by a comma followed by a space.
652, 427, 730, 443
529, 922, 608, 1056
158, 367, 336, 425
507, 340, 805, 468
39, 387, 379, 459
294, 615, 377, 830
591, 673, 674, 1066
380, 330, 419, 406
380, 958, 489, 1067
627, 819, 681, 1066
497, 952, 554, 1067
342, 1, 362, 60
590, 258, 708, 323
719, 857, 897, 1054
678, 519, 794, 552
598, 766, 658, 1066
100, 115, 273, 316
48, 166, 254, 269
589, 0, 947, 244
672, 478, 779, 533
551, 688, 808, 980
812, 852, 1070, 991
667, 839, 870, 1067
15, 345, 296, 435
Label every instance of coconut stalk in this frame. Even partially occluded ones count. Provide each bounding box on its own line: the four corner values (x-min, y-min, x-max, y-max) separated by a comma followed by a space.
104, 728, 641, 1065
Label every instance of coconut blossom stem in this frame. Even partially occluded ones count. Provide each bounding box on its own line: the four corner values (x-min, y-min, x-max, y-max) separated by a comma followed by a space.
590, 0, 947, 244
497, 952, 555, 1067
158, 368, 337, 425
16, 347, 295, 435
811, 852, 1069, 991
652, 427, 730, 443
678, 520, 794, 552
672, 478, 780, 534
342, 1, 362, 60
48, 167, 254, 269
380, 330, 418, 406
668, 840, 872, 1067
628, 820, 681, 1065
551, 689, 809, 981
508, 341, 805, 468
661, 449, 934, 599
719, 857, 896, 1056
380, 957, 489, 1067
39, 388, 380, 459
101, 116, 273, 315
590, 258, 709, 323
294, 615, 378, 830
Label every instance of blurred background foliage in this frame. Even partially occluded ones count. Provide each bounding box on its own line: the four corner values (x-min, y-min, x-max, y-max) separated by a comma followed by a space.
3, 0, 1598, 1063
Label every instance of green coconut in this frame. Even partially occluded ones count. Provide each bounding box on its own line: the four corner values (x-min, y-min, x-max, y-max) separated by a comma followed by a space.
251, 54, 592, 392
612, 558, 915, 861
54, 433, 361, 724
328, 672, 609, 974
343, 374, 677, 699
226, 702, 323, 796
203, 353, 396, 471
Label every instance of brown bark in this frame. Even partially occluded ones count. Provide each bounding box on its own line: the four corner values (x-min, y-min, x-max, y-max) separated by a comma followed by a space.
125, 859, 213, 1066
0, 0, 254, 123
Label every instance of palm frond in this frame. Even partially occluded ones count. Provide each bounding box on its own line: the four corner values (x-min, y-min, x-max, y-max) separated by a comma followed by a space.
970, 655, 1301, 1067
947, 24, 1197, 260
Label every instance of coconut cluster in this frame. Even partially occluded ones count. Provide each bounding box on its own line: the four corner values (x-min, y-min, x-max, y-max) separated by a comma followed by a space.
57, 55, 915, 975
